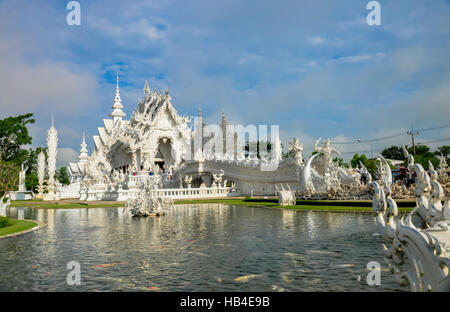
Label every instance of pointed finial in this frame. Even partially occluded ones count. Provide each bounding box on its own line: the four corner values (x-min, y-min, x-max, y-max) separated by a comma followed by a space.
143, 80, 150, 95
198, 106, 202, 117
51, 115, 54, 128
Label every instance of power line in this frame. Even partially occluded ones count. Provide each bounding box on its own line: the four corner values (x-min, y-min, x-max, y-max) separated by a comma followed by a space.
416, 137, 450, 145
416, 124, 450, 132
332, 133, 406, 144
328, 124, 450, 145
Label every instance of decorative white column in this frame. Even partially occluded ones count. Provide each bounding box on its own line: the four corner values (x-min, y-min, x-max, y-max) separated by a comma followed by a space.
18, 163, 27, 192
44, 117, 59, 201
37, 151, 46, 198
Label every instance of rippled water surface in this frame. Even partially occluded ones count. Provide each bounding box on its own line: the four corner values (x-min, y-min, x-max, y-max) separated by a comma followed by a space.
0, 204, 405, 291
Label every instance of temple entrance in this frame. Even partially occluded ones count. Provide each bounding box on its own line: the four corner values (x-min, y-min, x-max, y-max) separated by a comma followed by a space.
155, 161, 165, 172
154, 138, 175, 172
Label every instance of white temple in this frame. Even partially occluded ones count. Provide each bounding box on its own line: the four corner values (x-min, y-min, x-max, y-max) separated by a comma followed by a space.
62, 76, 362, 200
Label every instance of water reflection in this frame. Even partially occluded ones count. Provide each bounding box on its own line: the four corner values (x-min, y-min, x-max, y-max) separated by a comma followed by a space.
0, 204, 405, 292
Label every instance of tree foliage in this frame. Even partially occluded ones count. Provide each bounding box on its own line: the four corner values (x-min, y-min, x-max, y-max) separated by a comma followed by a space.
381, 144, 445, 171
350, 153, 379, 175
435, 145, 450, 157
0, 160, 20, 197
56, 167, 70, 186
333, 157, 346, 167
407, 145, 439, 170
381, 146, 405, 160
245, 141, 273, 158
0, 113, 35, 164
24, 147, 47, 192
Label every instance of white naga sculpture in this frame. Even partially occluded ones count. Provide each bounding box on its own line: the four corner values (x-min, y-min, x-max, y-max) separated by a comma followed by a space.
298, 154, 318, 196
0, 196, 10, 217
275, 184, 296, 206
376, 154, 393, 186
126, 174, 173, 217
44, 118, 59, 201
359, 160, 372, 184
211, 169, 225, 187
373, 149, 450, 292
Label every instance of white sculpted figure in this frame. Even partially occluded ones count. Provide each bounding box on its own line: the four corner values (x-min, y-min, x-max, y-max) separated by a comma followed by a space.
298, 154, 318, 195
0, 196, 10, 217
373, 153, 450, 292
314, 138, 341, 165
184, 175, 193, 188
126, 174, 173, 216
276, 184, 296, 206
211, 169, 224, 187
376, 155, 392, 186
359, 161, 372, 184
438, 154, 448, 174
18, 164, 28, 192
288, 138, 304, 165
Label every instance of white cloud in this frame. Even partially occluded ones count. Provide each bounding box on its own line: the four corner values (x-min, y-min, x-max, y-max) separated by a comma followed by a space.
327, 52, 386, 65
0, 36, 99, 118
57, 147, 78, 168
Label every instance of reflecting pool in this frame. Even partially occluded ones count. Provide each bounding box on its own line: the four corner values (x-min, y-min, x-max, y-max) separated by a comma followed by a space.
0, 204, 405, 291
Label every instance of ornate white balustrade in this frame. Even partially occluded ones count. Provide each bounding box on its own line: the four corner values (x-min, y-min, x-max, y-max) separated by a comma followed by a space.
82, 186, 237, 201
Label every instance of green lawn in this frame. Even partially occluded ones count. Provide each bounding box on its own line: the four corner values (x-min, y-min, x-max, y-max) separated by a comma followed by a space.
9, 198, 414, 213
0, 218, 38, 237
174, 198, 414, 213
10, 201, 125, 209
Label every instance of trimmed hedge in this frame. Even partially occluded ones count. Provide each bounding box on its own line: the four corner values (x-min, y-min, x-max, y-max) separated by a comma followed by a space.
0, 216, 10, 228
244, 197, 416, 208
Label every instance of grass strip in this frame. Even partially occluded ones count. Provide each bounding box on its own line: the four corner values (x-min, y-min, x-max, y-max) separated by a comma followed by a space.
0, 219, 38, 237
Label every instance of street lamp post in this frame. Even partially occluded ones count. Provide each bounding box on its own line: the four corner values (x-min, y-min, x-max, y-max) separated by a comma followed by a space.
357, 139, 373, 159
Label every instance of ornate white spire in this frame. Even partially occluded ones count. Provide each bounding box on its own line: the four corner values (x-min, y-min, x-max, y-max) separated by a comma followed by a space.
37, 150, 46, 198
78, 133, 89, 163
143, 80, 150, 95
221, 109, 227, 125
110, 75, 126, 123
44, 118, 58, 200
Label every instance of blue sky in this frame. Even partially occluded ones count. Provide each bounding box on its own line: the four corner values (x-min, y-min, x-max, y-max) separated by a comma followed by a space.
0, 0, 449, 166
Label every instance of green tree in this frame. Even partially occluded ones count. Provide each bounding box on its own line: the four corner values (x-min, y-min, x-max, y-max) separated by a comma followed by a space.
56, 167, 70, 186
407, 144, 439, 170
435, 145, 450, 157
350, 153, 379, 175
245, 141, 272, 158
0, 160, 20, 197
0, 113, 35, 164
381, 146, 405, 160
24, 147, 47, 192
333, 157, 346, 167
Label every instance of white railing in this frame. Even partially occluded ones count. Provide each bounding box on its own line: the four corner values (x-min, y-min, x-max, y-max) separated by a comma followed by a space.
83, 186, 238, 201
155, 187, 233, 199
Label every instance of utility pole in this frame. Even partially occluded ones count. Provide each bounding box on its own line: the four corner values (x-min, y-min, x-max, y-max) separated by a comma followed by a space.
407, 127, 419, 156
